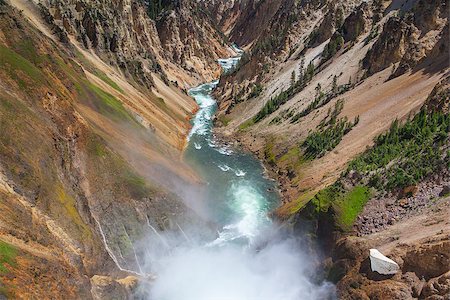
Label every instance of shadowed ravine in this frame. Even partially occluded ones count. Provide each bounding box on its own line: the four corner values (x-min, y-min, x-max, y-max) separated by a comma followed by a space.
140, 49, 336, 300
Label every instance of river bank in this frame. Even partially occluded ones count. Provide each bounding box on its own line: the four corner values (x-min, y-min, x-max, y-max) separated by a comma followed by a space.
141, 48, 337, 300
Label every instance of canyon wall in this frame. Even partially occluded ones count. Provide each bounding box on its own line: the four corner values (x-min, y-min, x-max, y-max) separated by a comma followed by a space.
213, 0, 449, 298
0, 0, 231, 297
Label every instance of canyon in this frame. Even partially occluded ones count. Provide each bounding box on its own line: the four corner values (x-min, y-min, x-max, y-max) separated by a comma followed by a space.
0, 0, 448, 299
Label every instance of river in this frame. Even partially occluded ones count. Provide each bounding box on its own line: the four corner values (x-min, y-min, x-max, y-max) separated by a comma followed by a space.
145, 48, 335, 300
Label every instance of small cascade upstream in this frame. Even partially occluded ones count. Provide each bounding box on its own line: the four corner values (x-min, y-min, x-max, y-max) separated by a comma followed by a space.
141, 46, 335, 300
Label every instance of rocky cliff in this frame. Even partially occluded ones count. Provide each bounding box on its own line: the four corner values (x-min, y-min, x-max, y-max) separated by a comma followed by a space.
36, 0, 233, 89
211, 0, 449, 298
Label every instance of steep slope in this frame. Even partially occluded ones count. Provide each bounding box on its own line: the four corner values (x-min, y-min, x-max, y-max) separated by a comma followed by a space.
214, 0, 448, 215
211, 0, 449, 297
0, 0, 232, 298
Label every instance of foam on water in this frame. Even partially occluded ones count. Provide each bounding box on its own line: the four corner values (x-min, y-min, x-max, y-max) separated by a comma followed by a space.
218, 164, 231, 172
235, 169, 246, 177
143, 46, 336, 300
187, 81, 218, 140
229, 183, 268, 241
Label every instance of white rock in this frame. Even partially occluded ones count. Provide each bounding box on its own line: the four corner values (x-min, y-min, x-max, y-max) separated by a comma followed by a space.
369, 248, 400, 275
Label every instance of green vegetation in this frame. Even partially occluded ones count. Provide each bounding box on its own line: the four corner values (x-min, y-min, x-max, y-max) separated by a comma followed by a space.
307, 29, 320, 47
269, 116, 282, 125
0, 46, 45, 88
302, 117, 358, 159
290, 79, 351, 123
263, 138, 276, 166
309, 184, 371, 231
335, 7, 345, 29
238, 118, 255, 131
248, 83, 263, 99
254, 90, 290, 122
55, 185, 92, 239
146, 0, 176, 19
217, 115, 231, 126
334, 186, 371, 229
253, 61, 315, 122
90, 139, 108, 157
95, 71, 124, 93
321, 33, 345, 62
122, 170, 148, 199
252, 12, 297, 56
303, 106, 449, 231
348, 109, 450, 190
86, 82, 135, 122
87, 135, 157, 199
364, 25, 379, 45
302, 100, 359, 159
14, 39, 48, 66
0, 241, 17, 274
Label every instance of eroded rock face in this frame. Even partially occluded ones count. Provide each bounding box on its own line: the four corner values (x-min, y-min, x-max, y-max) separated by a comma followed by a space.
155, 1, 230, 83
362, 16, 411, 75
363, 0, 448, 77
403, 241, 450, 280
341, 1, 372, 42
38, 0, 230, 88
0, 3, 204, 298
421, 271, 450, 300
309, 2, 344, 47
199, 0, 242, 34
331, 216, 450, 300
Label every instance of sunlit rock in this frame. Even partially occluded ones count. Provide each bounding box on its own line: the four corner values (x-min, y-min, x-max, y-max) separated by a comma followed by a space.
369, 249, 400, 275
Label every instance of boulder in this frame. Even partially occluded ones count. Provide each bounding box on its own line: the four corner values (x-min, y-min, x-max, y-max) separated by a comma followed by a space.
369, 249, 400, 275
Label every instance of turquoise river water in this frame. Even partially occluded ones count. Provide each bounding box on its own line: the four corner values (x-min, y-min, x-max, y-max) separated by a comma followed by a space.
144, 49, 335, 300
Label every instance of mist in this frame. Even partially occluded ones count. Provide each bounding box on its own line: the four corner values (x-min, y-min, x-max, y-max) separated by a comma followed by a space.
134, 221, 335, 300
130, 52, 335, 300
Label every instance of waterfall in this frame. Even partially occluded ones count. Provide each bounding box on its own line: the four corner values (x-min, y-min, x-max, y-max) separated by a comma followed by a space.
122, 225, 144, 275
176, 222, 191, 244
94, 218, 143, 276
146, 215, 170, 249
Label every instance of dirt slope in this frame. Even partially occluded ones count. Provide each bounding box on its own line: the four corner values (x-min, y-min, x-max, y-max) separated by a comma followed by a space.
0, 0, 230, 297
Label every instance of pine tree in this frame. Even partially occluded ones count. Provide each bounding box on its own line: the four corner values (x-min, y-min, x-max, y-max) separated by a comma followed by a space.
306, 61, 315, 81
332, 75, 338, 95
298, 57, 305, 83
315, 83, 322, 98
291, 70, 296, 88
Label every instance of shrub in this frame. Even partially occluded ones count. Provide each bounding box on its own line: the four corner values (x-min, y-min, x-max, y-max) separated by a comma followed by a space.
248, 83, 263, 99
301, 100, 358, 159
322, 33, 345, 62
254, 62, 315, 122
0, 241, 17, 274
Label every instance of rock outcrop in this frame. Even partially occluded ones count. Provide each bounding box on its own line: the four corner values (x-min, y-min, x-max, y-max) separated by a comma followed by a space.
332, 206, 450, 299
37, 0, 231, 88
341, 1, 372, 42
90, 275, 139, 300
363, 0, 448, 77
